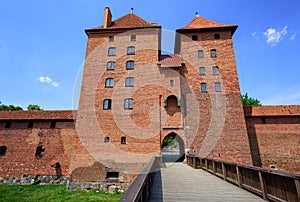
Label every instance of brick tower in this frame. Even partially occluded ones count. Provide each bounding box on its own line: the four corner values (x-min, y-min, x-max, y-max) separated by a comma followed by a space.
175, 14, 253, 164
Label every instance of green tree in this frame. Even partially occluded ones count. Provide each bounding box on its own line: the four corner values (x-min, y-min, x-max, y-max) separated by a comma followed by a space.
241, 93, 262, 106
0, 101, 23, 111
27, 104, 43, 110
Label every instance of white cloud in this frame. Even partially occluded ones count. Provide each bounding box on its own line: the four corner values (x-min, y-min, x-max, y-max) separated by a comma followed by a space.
290, 33, 297, 40
263, 26, 288, 46
38, 76, 59, 88
251, 32, 257, 36
39, 76, 52, 83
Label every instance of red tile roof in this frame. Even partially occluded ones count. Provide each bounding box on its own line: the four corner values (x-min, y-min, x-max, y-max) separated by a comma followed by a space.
177, 16, 237, 34
159, 54, 182, 68
244, 106, 300, 117
0, 110, 76, 120
88, 13, 160, 31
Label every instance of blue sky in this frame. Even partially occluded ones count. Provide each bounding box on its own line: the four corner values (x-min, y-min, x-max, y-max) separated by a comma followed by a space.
0, 0, 300, 109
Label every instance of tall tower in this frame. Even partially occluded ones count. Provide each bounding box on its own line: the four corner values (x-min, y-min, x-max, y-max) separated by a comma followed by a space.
175, 14, 253, 164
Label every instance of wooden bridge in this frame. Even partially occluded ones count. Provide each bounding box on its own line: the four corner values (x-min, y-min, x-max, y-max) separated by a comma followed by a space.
120, 155, 300, 202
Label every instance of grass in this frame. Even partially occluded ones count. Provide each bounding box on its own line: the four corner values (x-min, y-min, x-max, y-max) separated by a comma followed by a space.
0, 184, 123, 202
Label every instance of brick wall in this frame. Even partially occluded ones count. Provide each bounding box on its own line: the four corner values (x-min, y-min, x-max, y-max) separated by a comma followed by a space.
245, 106, 300, 174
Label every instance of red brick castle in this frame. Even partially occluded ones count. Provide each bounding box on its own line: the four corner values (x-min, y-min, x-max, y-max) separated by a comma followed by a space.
0, 7, 299, 189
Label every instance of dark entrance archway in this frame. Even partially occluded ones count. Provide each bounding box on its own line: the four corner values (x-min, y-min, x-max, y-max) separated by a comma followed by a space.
161, 132, 185, 162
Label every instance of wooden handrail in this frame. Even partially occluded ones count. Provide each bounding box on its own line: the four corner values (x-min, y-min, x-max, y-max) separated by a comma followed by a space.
186, 155, 300, 202
120, 156, 162, 202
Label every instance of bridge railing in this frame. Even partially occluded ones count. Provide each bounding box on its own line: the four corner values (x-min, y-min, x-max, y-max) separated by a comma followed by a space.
186, 155, 300, 202
120, 156, 162, 202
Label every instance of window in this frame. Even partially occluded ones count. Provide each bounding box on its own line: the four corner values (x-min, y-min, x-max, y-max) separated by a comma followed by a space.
214, 82, 221, 92
103, 99, 112, 110
5, 121, 11, 129
0, 146, 7, 156
107, 61, 115, 70
212, 66, 219, 75
198, 50, 204, 58
109, 36, 114, 42
50, 122, 56, 128
121, 136, 126, 144
214, 33, 221, 40
210, 49, 217, 58
108, 47, 116, 56
170, 80, 174, 86
124, 98, 133, 110
35, 145, 45, 159
131, 34, 136, 41
200, 83, 207, 92
126, 61, 135, 70
105, 78, 114, 88
261, 117, 267, 124
104, 137, 110, 143
28, 121, 33, 128
127, 46, 135, 55
192, 35, 198, 41
199, 67, 205, 75
125, 77, 134, 87
106, 172, 119, 179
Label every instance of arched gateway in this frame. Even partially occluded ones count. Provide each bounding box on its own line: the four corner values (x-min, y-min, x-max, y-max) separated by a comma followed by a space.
161, 132, 185, 162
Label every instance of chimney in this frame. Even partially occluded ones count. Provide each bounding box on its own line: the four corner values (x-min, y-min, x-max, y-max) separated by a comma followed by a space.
103, 7, 112, 28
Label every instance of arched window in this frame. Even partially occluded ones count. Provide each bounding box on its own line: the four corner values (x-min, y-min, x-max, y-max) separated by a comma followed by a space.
124, 98, 133, 110
214, 82, 221, 92
212, 66, 219, 75
127, 46, 135, 55
200, 83, 207, 92
125, 77, 134, 87
35, 145, 45, 159
210, 49, 217, 58
105, 78, 114, 87
126, 61, 135, 70
107, 61, 115, 70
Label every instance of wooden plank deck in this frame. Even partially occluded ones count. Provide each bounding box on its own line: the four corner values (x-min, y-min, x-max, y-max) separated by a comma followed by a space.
149, 163, 266, 202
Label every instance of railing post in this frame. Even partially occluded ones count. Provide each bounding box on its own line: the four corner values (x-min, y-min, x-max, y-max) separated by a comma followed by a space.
236, 166, 242, 188
205, 159, 208, 171
222, 163, 227, 181
258, 171, 268, 200
193, 156, 196, 168
212, 161, 216, 175
295, 179, 300, 202
199, 158, 203, 169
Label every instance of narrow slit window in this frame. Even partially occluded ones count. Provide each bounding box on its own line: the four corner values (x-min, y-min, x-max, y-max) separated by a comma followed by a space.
103, 99, 112, 110
170, 80, 174, 86
35, 146, 45, 159
121, 136, 126, 144
0, 146, 7, 156
201, 83, 207, 92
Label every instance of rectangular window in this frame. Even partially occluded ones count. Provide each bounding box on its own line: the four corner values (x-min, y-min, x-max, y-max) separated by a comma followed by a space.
201, 83, 207, 92
107, 61, 115, 70
214, 34, 220, 40
198, 50, 204, 58
214, 82, 221, 92
103, 99, 112, 110
124, 98, 133, 110
125, 77, 134, 87
212, 66, 219, 75
27, 121, 34, 128
105, 78, 114, 87
170, 80, 174, 86
108, 47, 116, 56
199, 67, 205, 75
104, 137, 110, 143
127, 46, 135, 55
192, 35, 198, 41
210, 49, 217, 58
106, 172, 119, 179
126, 61, 134, 70
50, 122, 56, 128
109, 36, 114, 42
121, 136, 126, 144
131, 35, 136, 41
